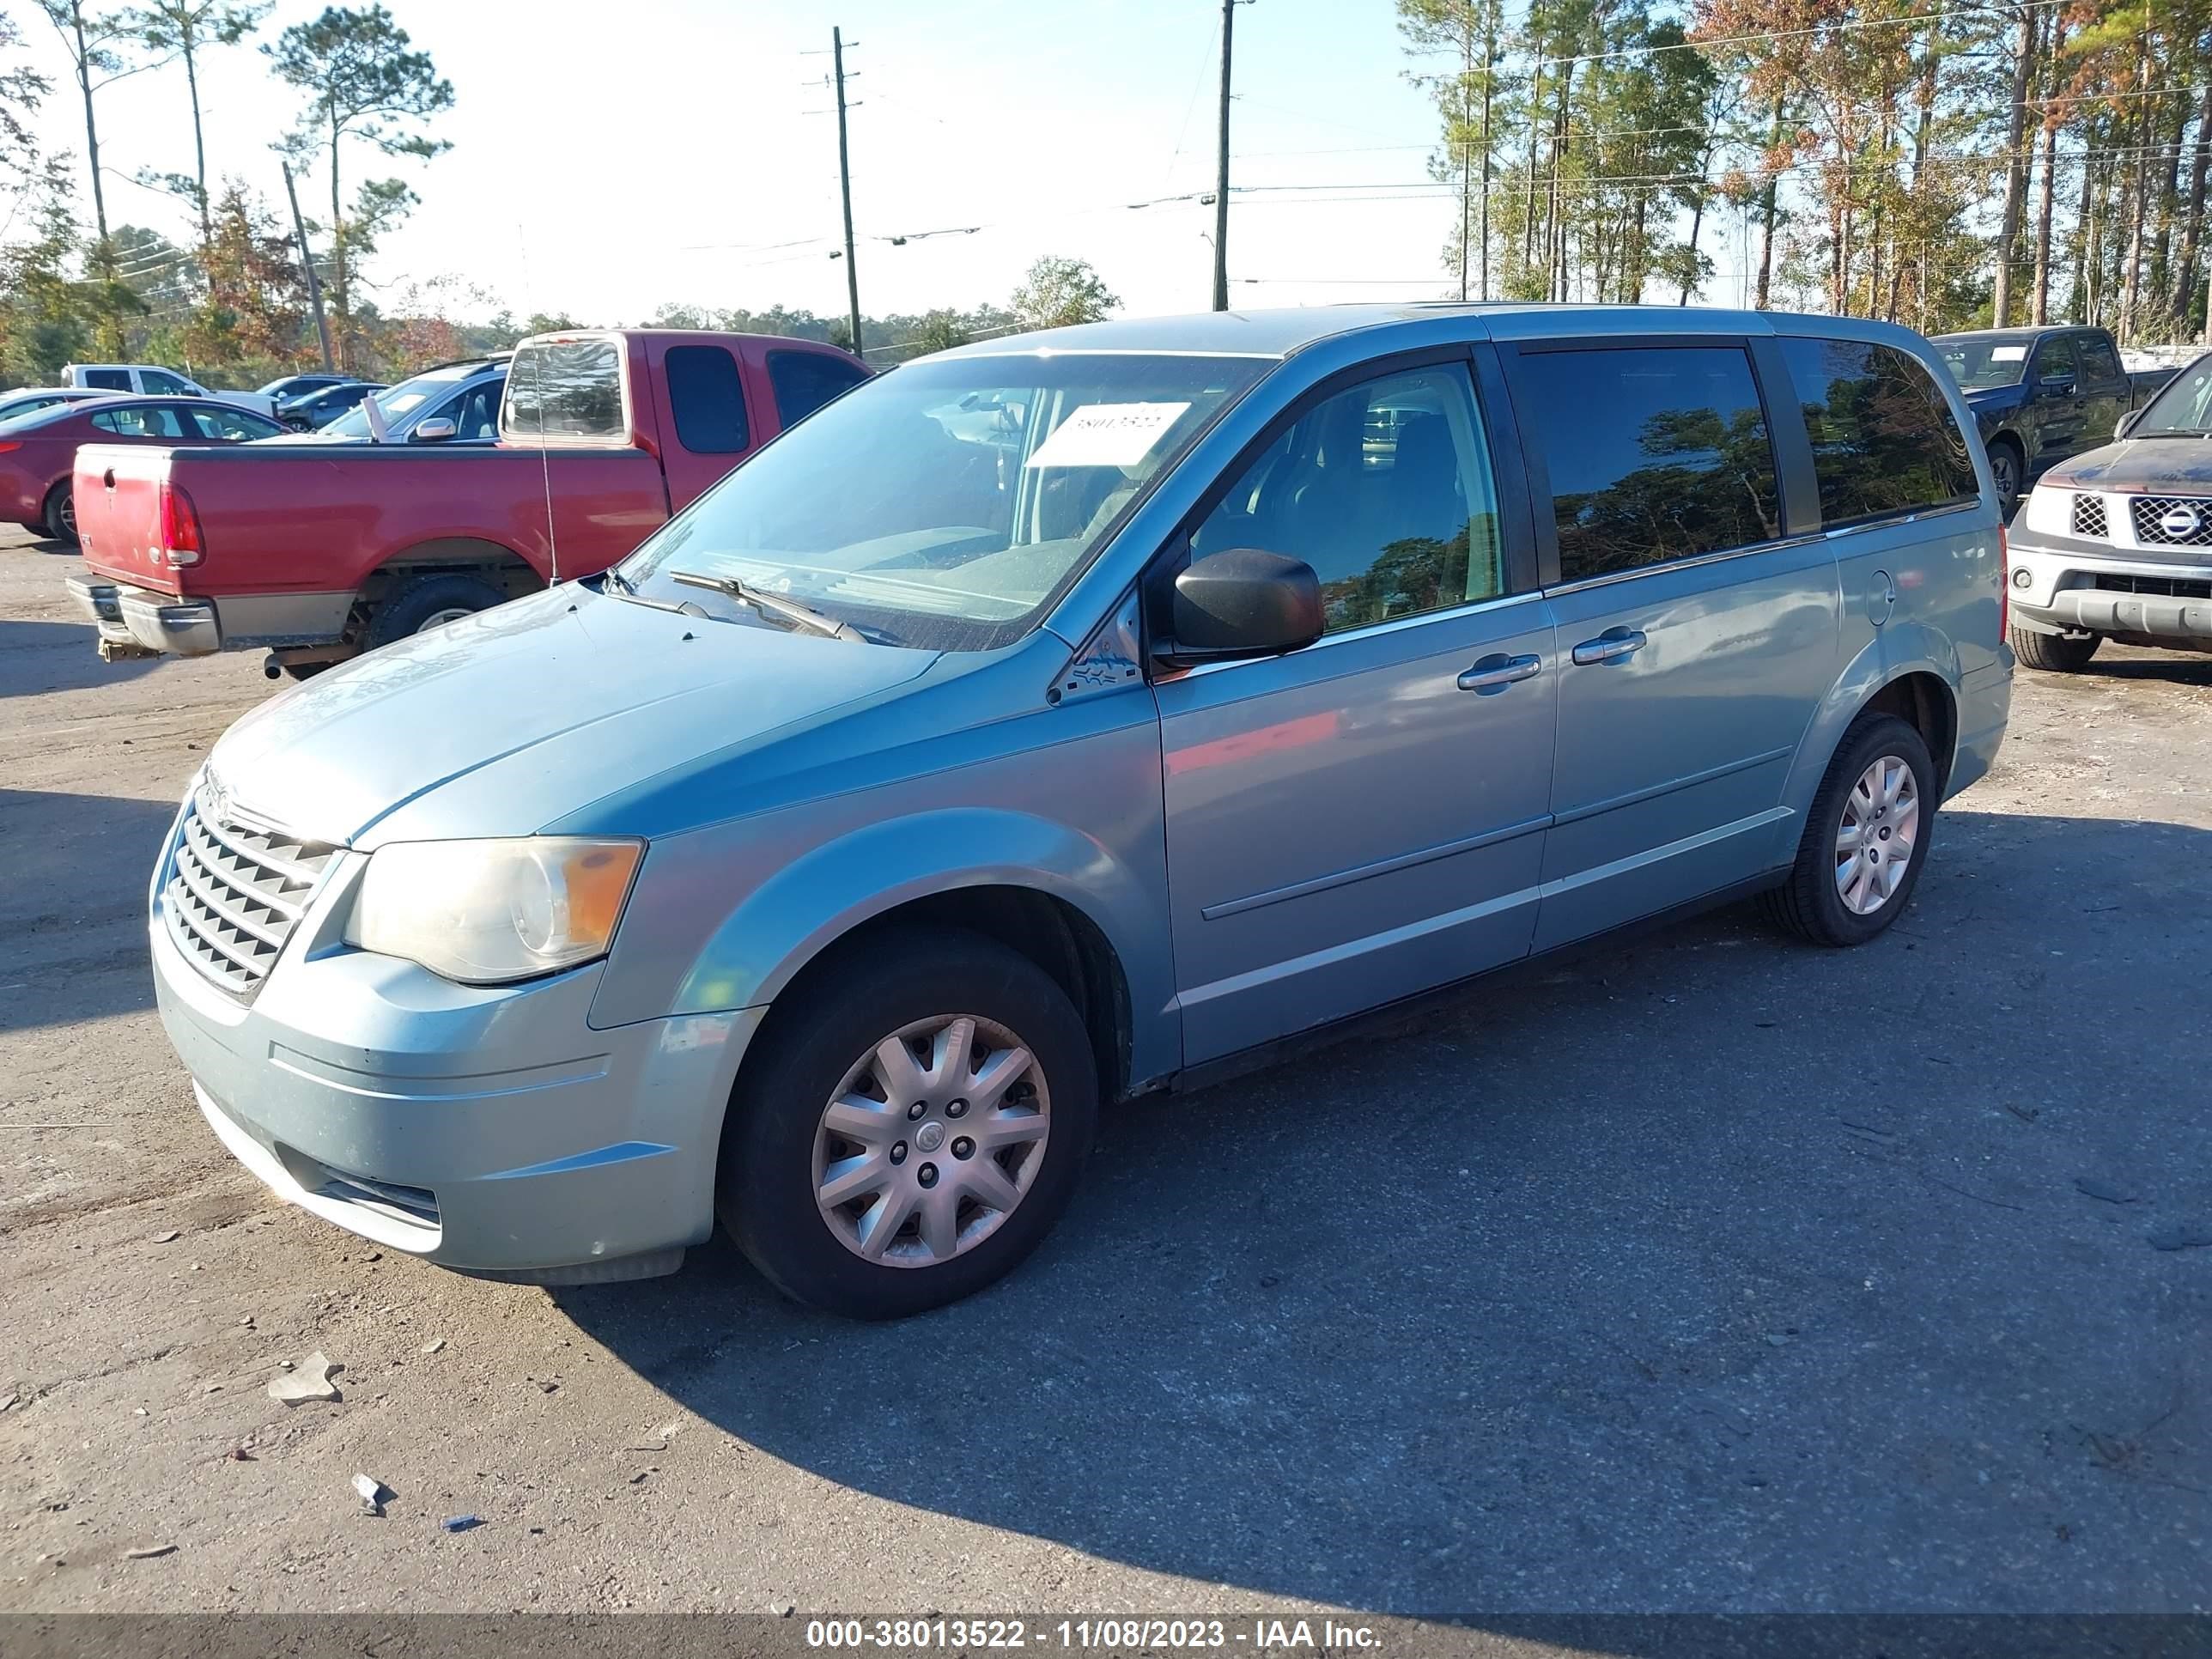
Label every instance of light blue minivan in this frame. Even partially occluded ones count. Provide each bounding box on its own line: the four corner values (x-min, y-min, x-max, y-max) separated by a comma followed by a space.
150, 305, 2011, 1317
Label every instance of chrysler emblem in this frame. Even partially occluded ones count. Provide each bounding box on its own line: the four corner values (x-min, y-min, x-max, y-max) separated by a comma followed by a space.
2160, 502, 2203, 538
201, 770, 229, 824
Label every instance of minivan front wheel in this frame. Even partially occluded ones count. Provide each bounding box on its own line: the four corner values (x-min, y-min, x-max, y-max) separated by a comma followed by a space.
1762, 714, 1936, 946
720, 928, 1097, 1318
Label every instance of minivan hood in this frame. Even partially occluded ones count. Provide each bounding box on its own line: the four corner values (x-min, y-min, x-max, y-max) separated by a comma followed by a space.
209, 586, 939, 844
2041, 435, 2212, 494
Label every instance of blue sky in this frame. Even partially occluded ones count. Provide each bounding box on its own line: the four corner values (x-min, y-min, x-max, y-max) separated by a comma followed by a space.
12, 0, 1540, 331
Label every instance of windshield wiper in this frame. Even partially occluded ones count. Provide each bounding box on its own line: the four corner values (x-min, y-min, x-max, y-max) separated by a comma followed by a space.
670, 570, 870, 642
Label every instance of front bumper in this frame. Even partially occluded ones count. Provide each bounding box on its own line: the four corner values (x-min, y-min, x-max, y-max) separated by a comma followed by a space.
2007, 537, 2212, 644
150, 836, 762, 1276
67, 574, 218, 657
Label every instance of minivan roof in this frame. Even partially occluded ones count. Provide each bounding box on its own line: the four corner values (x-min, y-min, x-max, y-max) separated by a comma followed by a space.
933, 302, 1931, 362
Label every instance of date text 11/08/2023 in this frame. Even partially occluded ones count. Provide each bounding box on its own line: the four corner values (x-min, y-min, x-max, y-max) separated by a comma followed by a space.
804, 1618, 1384, 1650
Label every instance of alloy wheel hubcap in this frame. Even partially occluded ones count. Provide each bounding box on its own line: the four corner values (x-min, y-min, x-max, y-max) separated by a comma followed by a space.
812, 1012, 1050, 1268
417, 606, 474, 632
1834, 754, 1920, 916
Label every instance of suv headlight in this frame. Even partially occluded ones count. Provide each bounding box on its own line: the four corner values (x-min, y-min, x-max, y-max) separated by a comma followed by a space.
345, 837, 644, 985
2021, 483, 2072, 537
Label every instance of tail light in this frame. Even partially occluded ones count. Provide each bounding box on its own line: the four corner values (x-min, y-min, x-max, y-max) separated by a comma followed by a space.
1997, 523, 2008, 638
158, 479, 204, 567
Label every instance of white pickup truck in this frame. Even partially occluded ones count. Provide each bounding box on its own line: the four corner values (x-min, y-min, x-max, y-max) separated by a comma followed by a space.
58, 362, 276, 419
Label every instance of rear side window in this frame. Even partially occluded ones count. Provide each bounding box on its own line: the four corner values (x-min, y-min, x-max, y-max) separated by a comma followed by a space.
90, 405, 189, 438
82, 368, 130, 391
2079, 335, 2123, 381
504, 337, 626, 441
768, 349, 868, 428
1778, 337, 1978, 527
664, 344, 750, 453
1516, 345, 1781, 581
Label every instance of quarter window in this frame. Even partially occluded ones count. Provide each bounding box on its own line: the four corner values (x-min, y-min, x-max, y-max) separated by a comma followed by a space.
664, 344, 751, 453
768, 349, 869, 428
1190, 364, 1504, 635
1516, 345, 1782, 582
1778, 337, 1978, 527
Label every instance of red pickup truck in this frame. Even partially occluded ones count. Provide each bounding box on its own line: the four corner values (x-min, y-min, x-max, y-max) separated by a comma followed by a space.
66, 329, 868, 677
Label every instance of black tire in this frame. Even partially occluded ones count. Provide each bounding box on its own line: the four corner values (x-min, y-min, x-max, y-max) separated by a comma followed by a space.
363, 572, 505, 648
2010, 625, 2100, 672
1988, 439, 2024, 517
1760, 713, 1937, 947
41, 479, 76, 546
720, 927, 1099, 1319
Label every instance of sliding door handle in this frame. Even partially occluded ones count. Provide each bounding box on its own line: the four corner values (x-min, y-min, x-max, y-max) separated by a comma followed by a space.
1571, 628, 1647, 665
1456, 652, 1542, 692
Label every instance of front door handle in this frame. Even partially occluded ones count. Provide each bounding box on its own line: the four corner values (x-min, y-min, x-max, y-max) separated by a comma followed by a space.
1456, 652, 1541, 692
1571, 628, 1647, 665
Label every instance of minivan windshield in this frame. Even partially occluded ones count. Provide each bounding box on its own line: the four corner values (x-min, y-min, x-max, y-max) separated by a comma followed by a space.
1934, 332, 2035, 390
615, 351, 1268, 650
2126, 351, 2212, 436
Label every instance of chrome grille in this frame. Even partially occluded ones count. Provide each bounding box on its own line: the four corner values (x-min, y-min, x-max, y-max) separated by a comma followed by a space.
2129, 495, 2212, 547
162, 786, 337, 997
2070, 494, 2108, 538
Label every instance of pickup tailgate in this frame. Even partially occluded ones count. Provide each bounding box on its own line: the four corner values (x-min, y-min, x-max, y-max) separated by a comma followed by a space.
75, 445, 181, 594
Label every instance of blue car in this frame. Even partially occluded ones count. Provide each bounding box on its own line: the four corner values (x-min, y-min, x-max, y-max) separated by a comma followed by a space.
147, 305, 2010, 1317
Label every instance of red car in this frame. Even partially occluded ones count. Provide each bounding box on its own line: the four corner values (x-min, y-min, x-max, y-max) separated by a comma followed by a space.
1, 396, 283, 543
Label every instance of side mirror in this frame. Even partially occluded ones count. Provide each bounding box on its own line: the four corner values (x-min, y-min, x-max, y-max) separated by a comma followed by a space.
2038, 374, 2075, 400
2115, 410, 2141, 441
412, 417, 459, 443
1158, 548, 1322, 667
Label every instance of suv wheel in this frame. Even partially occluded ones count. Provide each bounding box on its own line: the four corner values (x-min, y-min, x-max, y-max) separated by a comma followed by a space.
720, 927, 1098, 1318
1761, 714, 1936, 947
363, 572, 506, 648
42, 480, 76, 545
2010, 626, 2100, 672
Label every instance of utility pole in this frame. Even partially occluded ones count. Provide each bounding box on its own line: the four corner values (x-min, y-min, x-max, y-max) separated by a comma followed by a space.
1212, 0, 1235, 311
833, 27, 864, 356
282, 160, 336, 372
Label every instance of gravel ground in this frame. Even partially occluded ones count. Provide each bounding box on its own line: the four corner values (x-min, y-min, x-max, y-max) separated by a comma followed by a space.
2, 524, 2207, 1629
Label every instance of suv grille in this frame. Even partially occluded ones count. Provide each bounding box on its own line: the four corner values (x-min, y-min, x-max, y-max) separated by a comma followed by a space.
2093, 572, 2212, 600
2070, 494, 2108, 538
2129, 495, 2212, 547
163, 786, 337, 997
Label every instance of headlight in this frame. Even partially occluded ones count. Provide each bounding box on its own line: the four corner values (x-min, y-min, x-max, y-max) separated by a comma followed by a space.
2021, 483, 2072, 537
345, 837, 643, 985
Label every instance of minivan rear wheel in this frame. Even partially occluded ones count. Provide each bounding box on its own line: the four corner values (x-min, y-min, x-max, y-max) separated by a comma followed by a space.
2010, 626, 2100, 672
720, 927, 1098, 1319
1761, 714, 1936, 946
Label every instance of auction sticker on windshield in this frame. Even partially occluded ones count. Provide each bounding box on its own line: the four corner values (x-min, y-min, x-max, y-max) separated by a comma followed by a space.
1025, 401, 1192, 468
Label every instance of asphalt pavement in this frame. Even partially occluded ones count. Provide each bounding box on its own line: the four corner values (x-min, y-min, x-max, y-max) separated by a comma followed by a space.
2, 525, 2207, 1640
